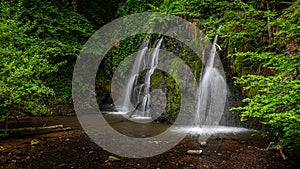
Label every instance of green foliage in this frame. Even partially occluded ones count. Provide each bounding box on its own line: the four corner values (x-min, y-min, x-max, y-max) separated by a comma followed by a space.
76, 0, 120, 28
271, 2, 300, 50
117, 0, 163, 16
97, 35, 147, 84
231, 1, 300, 148
166, 74, 181, 122
0, 0, 93, 116
232, 52, 300, 148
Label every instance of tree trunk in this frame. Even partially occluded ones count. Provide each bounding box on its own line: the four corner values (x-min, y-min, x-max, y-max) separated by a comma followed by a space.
266, 2, 273, 45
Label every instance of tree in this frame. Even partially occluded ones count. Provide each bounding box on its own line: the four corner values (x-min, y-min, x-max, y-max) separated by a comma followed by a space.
0, 0, 93, 118
231, 1, 300, 148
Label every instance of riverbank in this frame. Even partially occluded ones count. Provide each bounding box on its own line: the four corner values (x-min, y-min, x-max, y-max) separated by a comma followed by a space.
0, 116, 299, 168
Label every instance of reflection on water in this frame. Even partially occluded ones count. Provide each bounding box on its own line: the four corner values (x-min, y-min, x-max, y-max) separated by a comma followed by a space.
103, 114, 170, 138
1, 113, 253, 139
172, 125, 252, 135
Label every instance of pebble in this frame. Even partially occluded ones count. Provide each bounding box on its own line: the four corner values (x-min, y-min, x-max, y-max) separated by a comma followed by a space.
30, 139, 40, 146
199, 141, 207, 147
15, 150, 22, 155
108, 156, 120, 162
187, 150, 203, 155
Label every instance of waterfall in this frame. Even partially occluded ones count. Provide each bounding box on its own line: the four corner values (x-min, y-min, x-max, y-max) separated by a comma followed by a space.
195, 25, 227, 128
170, 26, 253, 136
119, 37, 163, 119
120, 40, 149, 112
131, 37, 163, 119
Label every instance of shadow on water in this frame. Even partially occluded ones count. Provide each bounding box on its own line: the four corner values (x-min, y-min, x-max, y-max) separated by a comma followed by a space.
103, 114, 170, 138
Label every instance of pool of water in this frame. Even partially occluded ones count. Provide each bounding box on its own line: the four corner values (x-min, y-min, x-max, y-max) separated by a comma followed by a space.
171, 125, 253, 135
1, 113, 254, 140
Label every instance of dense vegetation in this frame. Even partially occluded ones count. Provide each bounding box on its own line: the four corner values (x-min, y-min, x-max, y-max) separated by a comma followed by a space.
0, 0, 120, 119
0, 0, 95, 119
1, 0, 299, 149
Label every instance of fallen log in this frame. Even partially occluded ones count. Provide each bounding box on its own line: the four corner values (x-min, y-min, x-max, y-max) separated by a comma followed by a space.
0, 124, 72, 138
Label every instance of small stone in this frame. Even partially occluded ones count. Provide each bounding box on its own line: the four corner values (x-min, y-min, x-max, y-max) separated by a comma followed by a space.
26, 156, 30, 160
15, 150, 22, 155
199, 141, 207, 147
30, 139, 40, 146
187, 150, 203, 155
58, 164, 65, 167
108, 156, 120, 162
217, 153, 222, 156
12, 160, 16, 163
88, 151, 94, 154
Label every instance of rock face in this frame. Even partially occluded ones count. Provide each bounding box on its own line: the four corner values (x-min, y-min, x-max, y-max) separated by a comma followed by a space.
150, 89, 167, 121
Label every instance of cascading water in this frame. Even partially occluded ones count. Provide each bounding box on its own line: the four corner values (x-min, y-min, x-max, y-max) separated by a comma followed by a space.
131, 37, 164, 119
194, 26, 227, 128
113, 33, 252, 136
120, 40, 149, 112
179, 26, 227, 139
172, 26, 253, 136
118, 37, 163, 120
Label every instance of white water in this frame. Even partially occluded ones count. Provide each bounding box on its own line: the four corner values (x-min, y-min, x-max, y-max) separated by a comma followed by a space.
194, 26, 227, 128
135, 37, 163, 119
118, 37, 163, 120
172, 125, 253, 135
119, 40, 149, 112
188, 26, 251, 136
113, 34, 251, 135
